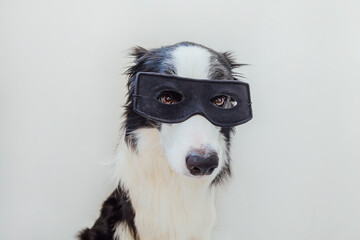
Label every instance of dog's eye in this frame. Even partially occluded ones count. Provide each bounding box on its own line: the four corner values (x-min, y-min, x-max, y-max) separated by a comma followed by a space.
212, 96, 226, 107
160, 94, 174, 104
158, 91, 183, 104
211, 95, 237, 109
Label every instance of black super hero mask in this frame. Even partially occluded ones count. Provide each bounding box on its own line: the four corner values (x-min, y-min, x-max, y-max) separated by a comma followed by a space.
132, 72, 253, 127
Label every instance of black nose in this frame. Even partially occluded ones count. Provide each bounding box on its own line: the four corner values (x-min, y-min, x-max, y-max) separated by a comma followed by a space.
186, 152, 219, 176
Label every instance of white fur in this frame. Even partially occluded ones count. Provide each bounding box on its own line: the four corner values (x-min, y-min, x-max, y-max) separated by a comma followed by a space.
172, 45, 212, 79
113, 129, 217, 240
114, 222, 134, 240
113, 45, 228, 240
159, 115, 226, 178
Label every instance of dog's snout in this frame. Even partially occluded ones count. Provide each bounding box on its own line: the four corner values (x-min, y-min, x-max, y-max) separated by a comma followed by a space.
186, 151, 219, 176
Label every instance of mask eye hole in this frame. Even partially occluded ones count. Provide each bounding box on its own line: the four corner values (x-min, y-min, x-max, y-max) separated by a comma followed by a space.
158, 91, 183, 104
211, 95, 237, 109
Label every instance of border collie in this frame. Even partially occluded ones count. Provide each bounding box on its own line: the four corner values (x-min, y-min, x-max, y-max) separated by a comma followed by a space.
78, 42, 245, 240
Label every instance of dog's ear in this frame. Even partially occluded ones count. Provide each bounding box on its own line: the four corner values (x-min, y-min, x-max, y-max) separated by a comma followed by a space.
221, 51, 248, 79
125, 47, 150, 94
131, 46, 148, 63
222, 51, 244, 70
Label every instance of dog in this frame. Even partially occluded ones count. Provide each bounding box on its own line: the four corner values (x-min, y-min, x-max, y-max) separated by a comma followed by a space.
78, 41, 246, 240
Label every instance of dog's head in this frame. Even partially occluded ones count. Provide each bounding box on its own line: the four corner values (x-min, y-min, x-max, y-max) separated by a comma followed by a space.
123, 42, 243, 184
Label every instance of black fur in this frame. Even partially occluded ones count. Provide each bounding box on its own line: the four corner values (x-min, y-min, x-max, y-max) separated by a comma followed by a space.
78, 42, 243, 239
212, 127, 235, 185
78, 186, 137, 240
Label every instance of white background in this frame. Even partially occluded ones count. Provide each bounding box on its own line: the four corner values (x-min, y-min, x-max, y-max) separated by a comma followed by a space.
1, 0, 359, 239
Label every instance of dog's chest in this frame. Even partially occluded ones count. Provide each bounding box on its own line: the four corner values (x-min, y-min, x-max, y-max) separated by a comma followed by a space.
113, 129, 217, 239
115, 164, 216, 239
130, 185, 216, 240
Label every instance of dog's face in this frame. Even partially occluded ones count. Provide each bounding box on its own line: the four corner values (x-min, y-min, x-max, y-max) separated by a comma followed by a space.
124, 42, 241, 183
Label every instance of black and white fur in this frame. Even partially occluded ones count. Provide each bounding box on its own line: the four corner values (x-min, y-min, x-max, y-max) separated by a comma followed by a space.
78, 42, 243, 240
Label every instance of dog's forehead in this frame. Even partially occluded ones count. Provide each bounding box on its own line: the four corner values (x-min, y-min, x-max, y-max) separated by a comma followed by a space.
171, 45, 212, 79
170, 45, 232, 81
